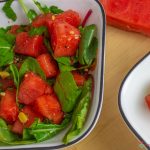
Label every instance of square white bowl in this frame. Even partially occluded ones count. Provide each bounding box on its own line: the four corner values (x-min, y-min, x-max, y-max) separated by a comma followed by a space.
0, 0, 105, 149
119, 52, 150, 150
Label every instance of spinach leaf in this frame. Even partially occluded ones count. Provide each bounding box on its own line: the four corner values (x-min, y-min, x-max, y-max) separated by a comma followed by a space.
54, 72, 81, 112
29, 115, 71, 142
2, 0, 17, 21
79, 24, 97, 65
63, 77, 92, 144
0, 118, 18, 143
18, 0, 37, 23
29, 26, 47, 36
19, 57, 46, 81
33, 0, 63, 14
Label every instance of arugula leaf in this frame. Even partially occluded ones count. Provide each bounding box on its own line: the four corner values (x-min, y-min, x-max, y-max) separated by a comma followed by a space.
2, 0, 17, 21
9, 64, 19, 88
33, 0, 50, 14
54, 72, 81, 112
9, 64, 19, 105
58, 63, 75, 72
49, 6, 64, 14
18, 0, 37, 23
29, 26, 47, 36
33, 0, 63, 14
29, 115, 71, 142
23, 129, 34, 141
44, 38, 53, 54
79, 24, 97, 65
19, 57, 46, 81
78, 26, 85, 34
4, 140, 36, 145
27, 9, 38, 22
0, 28, 16, 45
55, 57, 71, 66
0, 27, 15, 67
0, 47, 14, 67
84, 37, 98, 65
56, 57, 76, 72
63, 77, 92, 144
0, 118, 18, 143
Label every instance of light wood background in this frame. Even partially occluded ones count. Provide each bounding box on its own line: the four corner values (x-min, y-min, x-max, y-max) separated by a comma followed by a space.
65, 26, 150, 150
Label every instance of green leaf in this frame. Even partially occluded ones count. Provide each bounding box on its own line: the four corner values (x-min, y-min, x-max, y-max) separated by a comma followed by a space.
0, 119, 35, 145
19, 57, 46, 81
54, 72, 81, 112
9, 64, 19, 88
29, 26, 47, 36
33, 0, 50, 14
18, 0, 37, 23
27, 9, 38, 22
58, 63, 75, 72
4, 140, 36, 145
55, 57, 71, 66
0, 119, 18, 143
63, 77, 92, 144
2, 0, 17, 21
0, 27, 15, 67
0, 47, 14, 67
9, 64, 19, 105
78, 26, 85, 34
49, 6, 64, 14
79, 24, 97, 65
23, 129, 34, 140
0, 28, 16, 45
56, 57, 76, 72
44, 38, 53, 55
84, 37, 98, 65
33, 0, 63, 14
29, 115, 71, 142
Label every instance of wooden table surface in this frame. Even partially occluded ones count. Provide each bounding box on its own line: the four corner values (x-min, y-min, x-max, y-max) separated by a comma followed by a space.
65, 26, 150, 150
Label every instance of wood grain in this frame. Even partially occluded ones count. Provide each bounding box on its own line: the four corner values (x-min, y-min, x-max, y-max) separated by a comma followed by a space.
65, 26, 150, 150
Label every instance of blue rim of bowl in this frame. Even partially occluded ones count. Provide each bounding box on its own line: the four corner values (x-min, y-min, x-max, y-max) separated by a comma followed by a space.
0, 0, 105, 149
118, 51, 150, 150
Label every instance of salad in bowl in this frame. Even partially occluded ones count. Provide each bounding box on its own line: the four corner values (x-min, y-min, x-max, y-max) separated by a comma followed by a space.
0, 0, 102, 147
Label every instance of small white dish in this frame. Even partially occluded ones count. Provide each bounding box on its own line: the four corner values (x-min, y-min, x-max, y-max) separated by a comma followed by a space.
119, 52, 150, 149
0, 0, 105, 149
